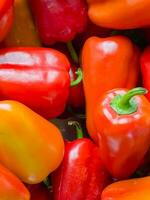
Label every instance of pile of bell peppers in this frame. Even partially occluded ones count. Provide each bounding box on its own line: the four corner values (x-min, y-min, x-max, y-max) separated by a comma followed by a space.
1, 0, 150, 199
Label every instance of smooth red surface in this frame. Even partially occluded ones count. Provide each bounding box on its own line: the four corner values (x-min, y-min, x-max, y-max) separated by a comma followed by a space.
94, 88, 150, 179
141, 46, 150, 100
52, 138, 110, 200
29, 0, 88, 44
68, 65, 85, 108
27, 184, 52, 200
82, 36, 140, 142
0, 47, 70, 118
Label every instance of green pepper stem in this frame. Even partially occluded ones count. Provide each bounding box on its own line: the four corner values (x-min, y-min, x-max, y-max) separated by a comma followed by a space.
68, 121, 83, 139
67, 41, 79, 64
43, 177, 51, 189
119, 87, 147, 108
70, 68, 83, 87
110, 87, 148, 115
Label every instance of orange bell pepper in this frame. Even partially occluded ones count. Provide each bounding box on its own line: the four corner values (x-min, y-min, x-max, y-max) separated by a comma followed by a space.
0, 100, 64, 184
82, 36, 140, 142
102, 176, 150, 200
87, 0, 150, 29
0, 164, 30, 200
4, 0, 41, 47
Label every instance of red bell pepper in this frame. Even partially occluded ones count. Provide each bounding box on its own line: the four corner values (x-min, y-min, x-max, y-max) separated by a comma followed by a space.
68, 65, 85, 108
0, 47, 70, 119
52, 121, 110, 200
82, 36, 140, 143
0, 0, 14, 42
26, 183, 52, 200
0, 163, 30, 200
141, 46, 150, 100
29, 0, 88, 45
94, 87, 150, 179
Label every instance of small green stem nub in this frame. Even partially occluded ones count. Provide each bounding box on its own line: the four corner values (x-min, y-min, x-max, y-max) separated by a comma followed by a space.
68, 121, 83, 139
70, 68, 83, 87
110, 87, 148, 115
43, 177, 51, 189
67, 41, 79, 64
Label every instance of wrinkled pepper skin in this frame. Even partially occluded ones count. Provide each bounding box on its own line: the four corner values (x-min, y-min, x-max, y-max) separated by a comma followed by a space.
0, 100, 64, 184
0, 47, 70, 119
94, 88, 150, 179
68, 65, 85, 108
141, 47, 150, 100
82, 36, 140, 142
29, 0, 88, 45
0, 164, 30, 200
4, 0, 41, 47
87, 0, 150, 29
102, 176, 150, 200
0, 0, 14, 42
52, 138, 110, 200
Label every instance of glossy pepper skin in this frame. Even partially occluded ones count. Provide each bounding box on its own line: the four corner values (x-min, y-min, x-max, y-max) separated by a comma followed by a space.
0, 47, 70, 119
0, 100, 64, 184
87, 0, 150, 29
52, 123, 110, 200
0, 0, 14, 42
141, 46, 150, 100
82, 36, 140, 142
0, 164, 30, 200
4, 0, 41, 47
94, 88, 150, 179
29, 0, 88, 45
102, 176, 150, 200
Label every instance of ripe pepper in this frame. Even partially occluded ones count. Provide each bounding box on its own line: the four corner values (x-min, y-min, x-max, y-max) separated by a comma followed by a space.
29, 0, 88, 45
0, 163, 30, 200
0, 0, 14, 42
4, 0, 41, 47
82, 36, 140, 142
102, 176, 150, 200
87, 0, 150, 29
0, 47, 70, 119
26, 183, 52, 200
94, 87, 150, 179
68, 65, 85, 108
52, 121, 110, 200
141, 46, 150, 100
0, 100, 64, 184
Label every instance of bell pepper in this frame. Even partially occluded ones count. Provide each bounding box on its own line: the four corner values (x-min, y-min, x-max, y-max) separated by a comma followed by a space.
0, 0, 14, 42
52, 121, 110, 200
68, 65, 85, 108
141, 46, 150, 101
29, 0, 88, 45
4, 0, 41, 47
26, 183, 52, 200
0, 47, 70, 119
102, 176, 150, 200
87, 0, 150, 29
94, 87, 150, 179
0, 100, 64, 184
0, 163, 30, 200
82, 36, 140, 142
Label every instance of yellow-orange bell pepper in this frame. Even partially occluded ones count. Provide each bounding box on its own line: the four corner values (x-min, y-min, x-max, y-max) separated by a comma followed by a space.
102, 176, 150, 200
87, 0, 150, 29
4, 0, 41, 47
0, 100, 64, 184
